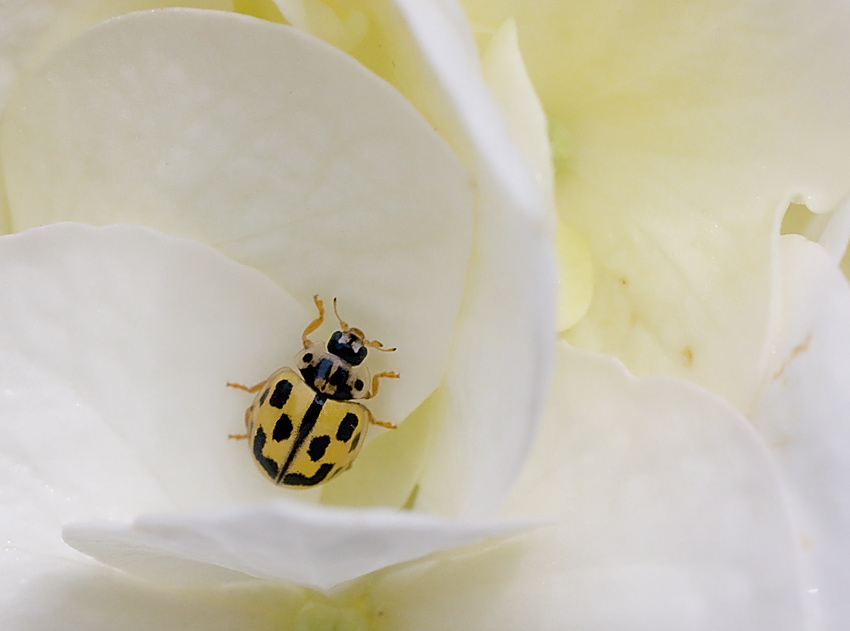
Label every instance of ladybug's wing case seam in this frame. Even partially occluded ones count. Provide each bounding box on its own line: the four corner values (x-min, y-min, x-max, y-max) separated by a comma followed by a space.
281, 398, 370, 486
276, 392, 327, 485
246, 368, 371, 487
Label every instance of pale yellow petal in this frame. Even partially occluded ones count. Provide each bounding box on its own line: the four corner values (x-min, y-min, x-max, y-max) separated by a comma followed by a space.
462, 0, 850, 411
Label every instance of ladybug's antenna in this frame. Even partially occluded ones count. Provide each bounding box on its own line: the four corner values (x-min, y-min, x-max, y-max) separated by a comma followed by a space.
333, 297, 396, 352
332, 297, 350, 332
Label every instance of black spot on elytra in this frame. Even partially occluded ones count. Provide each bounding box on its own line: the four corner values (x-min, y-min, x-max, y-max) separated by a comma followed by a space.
349, 432, 361, 453
336, 412, 359, 442
282, 463, 333, 487
251, 427, 279, 479
269, 379, 293, 408
273, 413, 293, 441
308, 435, 331, 461
258, 387, 270, 406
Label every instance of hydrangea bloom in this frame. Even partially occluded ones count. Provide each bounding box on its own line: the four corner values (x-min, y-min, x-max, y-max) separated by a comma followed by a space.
1, 1, 849, 629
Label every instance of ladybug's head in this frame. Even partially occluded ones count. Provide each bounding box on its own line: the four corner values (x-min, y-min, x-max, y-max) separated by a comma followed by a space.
326, 328, 369, 366
323, 297, 396, 367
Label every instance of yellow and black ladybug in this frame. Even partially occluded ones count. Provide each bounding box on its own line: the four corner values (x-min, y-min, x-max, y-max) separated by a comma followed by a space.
229, 295, 398, 488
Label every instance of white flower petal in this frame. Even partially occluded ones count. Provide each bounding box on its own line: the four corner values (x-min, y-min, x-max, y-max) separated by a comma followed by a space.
64, 501, 530, 591
370, 343, 805, 629
0, 222, 319, 612
0, 1, 232, 111
0, 223, 318, 536
814, 198, 850, 264
752, 235, 850, 628
0, 8, 474, 426
385, 0, 557, 517
0, 222, 527, 592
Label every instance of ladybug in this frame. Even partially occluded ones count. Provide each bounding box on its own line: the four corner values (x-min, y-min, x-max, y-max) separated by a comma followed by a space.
229, 295, 398, 488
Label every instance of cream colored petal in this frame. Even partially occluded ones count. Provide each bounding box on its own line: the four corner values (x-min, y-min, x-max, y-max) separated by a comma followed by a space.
269, 0, 368, 52
0, 0, 232, 110
463, 1, 850, 412
479, 18, 593, 332
480, 18, 552, 203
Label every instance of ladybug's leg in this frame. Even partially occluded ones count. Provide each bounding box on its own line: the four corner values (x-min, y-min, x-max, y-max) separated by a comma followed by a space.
365, 408, 397, 430
364, 371, 400, 400
227, 381, 266, 394
363, 337, 396, 352
302, 294, 326, 346
228, 407, 253, 440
